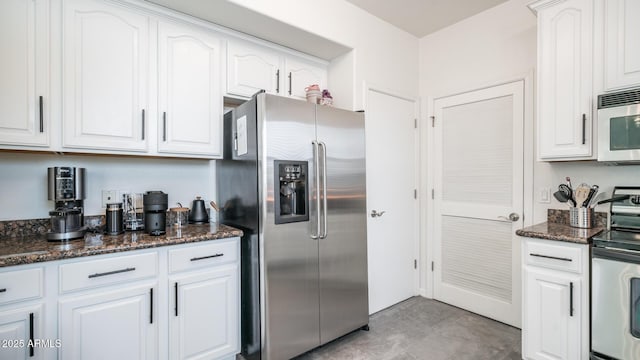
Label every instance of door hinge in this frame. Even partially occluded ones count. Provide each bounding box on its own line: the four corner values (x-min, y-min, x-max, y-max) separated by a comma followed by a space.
431, 261, 434, 271
430, 116, 435, 127
414, 118, 418, 129
431, 189, 434, 199
414, 259, 417, 269
414, 189, 418, 199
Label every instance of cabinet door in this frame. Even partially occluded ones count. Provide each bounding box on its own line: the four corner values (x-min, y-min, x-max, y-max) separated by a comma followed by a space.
62, 0, 148, 152
0, 0, 49, 147
227, 41, 282, 97
0, 305, 44, 360
59, 285, 156, 360
604, 0, 640, 91
157, 21, 222, 157
285, 57, 327, 100
537, 0, 593, 160
170, 265, 239, 360
523, 267, 581, 360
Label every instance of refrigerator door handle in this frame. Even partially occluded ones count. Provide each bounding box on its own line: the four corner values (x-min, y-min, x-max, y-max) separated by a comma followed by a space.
319, 141, 328, 239
311, 141, 321, 239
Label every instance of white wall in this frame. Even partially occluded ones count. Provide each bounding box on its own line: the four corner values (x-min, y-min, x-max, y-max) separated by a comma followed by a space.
227, 0, 420, 109
0, 152, 212, 221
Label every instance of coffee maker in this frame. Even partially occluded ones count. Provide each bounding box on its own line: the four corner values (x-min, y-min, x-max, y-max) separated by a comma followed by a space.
47, 167, 86, 241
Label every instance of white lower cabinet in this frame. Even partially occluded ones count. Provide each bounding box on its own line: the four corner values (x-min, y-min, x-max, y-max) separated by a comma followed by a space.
169, 266, 239, 360
0, 304, 44, 360
521, 238, 589, 360
58, 284, 157, 360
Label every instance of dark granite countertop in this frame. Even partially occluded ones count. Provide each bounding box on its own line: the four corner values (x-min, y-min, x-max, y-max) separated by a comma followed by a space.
516, 222, 604, 244
0, 224, 243, 268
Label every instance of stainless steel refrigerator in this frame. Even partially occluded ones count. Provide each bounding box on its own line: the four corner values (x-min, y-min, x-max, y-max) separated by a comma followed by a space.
217, 92, 368, 360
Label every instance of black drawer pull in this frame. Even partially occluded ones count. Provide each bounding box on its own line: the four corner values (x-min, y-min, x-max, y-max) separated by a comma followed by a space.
149, 288, 154, 324
569, 282, 574, 317
39, 96, 44, 133
29, 312, 34, 357
0, 288, 6, 293
174, 282, 179, 317
190, 253, 224, 262
88, 267, 136, 278
529, 253, 572, 262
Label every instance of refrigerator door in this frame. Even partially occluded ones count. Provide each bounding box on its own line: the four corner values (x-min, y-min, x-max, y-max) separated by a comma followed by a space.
260, 94, 321, 359
316, 106, 369, 344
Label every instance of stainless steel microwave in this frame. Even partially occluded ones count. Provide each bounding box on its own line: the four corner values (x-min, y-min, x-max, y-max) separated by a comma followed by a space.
598, 88, 640, 162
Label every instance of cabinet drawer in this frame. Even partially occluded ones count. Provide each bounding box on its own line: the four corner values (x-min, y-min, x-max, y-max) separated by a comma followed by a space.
524, 240, 583, 273
169, 239, 238, 273
0, 268, 43, 305
60, 252, 158, 293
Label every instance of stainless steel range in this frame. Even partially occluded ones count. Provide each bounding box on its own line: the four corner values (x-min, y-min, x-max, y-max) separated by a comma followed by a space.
591, 186, 640, 360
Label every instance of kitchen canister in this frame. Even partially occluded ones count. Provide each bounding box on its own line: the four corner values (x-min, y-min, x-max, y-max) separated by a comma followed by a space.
105, 202, 124, 235
570, 207, 594, 228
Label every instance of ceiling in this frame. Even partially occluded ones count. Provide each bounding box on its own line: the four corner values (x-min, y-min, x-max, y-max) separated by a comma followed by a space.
344, 0, 510, 37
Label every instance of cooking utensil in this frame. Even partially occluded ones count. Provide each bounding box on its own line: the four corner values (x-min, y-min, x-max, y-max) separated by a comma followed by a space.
210, 201, 220, 212
582, 185, 599, 208
559, 184, 576, 207
566, 176, 573, 191
596, 195, 631, 205
574, 183, 591, 207
553, 190, 572, 205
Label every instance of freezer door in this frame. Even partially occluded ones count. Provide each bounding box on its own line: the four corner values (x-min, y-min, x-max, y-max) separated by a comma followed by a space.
260, 94, 321, 359
316, 106, 368, 344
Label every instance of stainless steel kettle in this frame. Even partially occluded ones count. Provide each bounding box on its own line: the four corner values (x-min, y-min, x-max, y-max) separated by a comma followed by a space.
188, 196, 209, 224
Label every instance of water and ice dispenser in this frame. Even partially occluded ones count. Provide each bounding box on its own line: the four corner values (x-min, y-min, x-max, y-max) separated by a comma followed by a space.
274, 161, 309, 224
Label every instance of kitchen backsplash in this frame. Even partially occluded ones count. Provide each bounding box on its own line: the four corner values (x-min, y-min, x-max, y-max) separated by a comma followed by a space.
0, 215, 104, 239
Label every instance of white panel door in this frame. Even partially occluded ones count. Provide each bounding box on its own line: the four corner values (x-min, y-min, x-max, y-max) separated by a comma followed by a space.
157, 21, 222, 157
523, 267, 581, 360
285, 58, 327, 100
226, 41, 282, 97
604, 0, 640, 91
62, 0, 148, 152
536, 0, 593, 159
366, 89, 418, 314
59, 285, 156, 360
169, 266, 239, 360
0, 305, 43, 360
433, 81, 524, 327
0, 0, 49, 147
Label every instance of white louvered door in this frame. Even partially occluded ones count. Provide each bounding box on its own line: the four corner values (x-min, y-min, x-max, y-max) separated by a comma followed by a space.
433, 81, 524, 328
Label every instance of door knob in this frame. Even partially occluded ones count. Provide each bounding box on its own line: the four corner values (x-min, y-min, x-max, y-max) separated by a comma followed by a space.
370, 210, 386, 218
498, 213, 520, 222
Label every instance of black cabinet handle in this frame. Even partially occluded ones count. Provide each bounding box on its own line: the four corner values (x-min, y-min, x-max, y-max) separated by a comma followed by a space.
276, 69, 280, 94
190, 253, 224, 262
88, 267, 135, 278
0, 288, 6, 293
582, 114, 586, 145
163, 112, 167, 142
529, 253, 572, 262
569, 282, 574, 317
141, 109, 145, 140
174, 282, 178, 316
288, 72, 292, 95
38, 96, 44, 133
29, 312, 34, 357
149, 288, 153, 324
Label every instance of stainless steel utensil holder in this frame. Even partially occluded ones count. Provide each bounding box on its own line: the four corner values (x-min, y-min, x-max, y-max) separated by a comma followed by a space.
570, 207, 594, 228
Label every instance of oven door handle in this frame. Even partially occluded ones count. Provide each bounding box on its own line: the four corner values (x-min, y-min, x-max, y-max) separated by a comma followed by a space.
593, 246, 640, 264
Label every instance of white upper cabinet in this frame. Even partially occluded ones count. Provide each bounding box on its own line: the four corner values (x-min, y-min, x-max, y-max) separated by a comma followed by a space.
0, 0, 49, 148
285, 57, 328, 100
531, 0, 594, 160
157, 21, 223, 157
603, 0, 640, 91
226, 40, 328, 100
62, 0, 149, 152
227, 40, 282, 97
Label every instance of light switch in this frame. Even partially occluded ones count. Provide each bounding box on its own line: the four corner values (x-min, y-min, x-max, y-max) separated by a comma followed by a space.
539, 187, 550, 203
